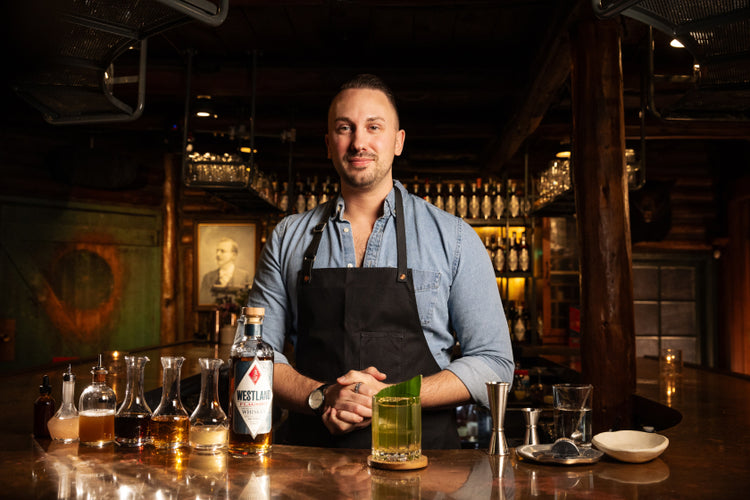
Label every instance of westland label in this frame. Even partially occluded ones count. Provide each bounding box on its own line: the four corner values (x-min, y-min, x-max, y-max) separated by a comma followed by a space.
233, 359, 273, 437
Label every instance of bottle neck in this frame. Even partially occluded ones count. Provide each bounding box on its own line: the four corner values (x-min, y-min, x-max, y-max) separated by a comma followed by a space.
244, 321, 263, 339
61, 379, 76, 406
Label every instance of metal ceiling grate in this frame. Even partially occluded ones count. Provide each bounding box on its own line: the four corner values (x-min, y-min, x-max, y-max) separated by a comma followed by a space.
12, 0, 228, 124
593, 0, 750, 120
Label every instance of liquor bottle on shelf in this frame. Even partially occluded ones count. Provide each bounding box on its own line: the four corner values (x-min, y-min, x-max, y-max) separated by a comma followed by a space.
445, 183, 457, 216
493, 229, 505, 273
115, 355, 152, 448
468, 182, 480, 219
508, 182, 520, 218
505, 300, 517, 335
507, 230, 519, 272
519, 231, 530, 273
434, 182, 445, 211
484, 235, 493, 261
278, 182, 289, 213
513, 302, 527, 343
33, 374, 55, 439
229, 307, 274, 456
294, 181, 306, 214
306, 176, 318, 211
150, 356, 190, 449
48, 365, 78, 443
493, 180, 505, 220
319, 176, 331, 205
457, 183, 468, 218
480, 179, 493, 220
79, 355, 116, 446
423, 179, 432, 205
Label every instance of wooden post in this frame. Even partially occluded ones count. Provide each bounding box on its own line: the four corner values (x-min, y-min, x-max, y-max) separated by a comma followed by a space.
160, 153, 179, 344
570, 12, 636, 432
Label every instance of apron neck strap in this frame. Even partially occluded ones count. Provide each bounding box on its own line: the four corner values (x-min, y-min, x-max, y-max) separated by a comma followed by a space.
394, 187, 408, 282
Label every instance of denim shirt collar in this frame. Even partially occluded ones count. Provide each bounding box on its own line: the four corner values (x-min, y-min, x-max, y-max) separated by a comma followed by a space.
332, 180, 405, 222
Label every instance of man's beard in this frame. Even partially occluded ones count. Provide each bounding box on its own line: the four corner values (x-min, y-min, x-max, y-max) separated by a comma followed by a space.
337, 153, 390, 189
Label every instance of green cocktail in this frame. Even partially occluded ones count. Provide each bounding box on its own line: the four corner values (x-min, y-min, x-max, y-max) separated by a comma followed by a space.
372, 395, 421, 462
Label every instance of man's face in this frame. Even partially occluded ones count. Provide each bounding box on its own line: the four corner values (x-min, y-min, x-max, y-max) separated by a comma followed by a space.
325, 88, 405, 192
215, 240, 236, 268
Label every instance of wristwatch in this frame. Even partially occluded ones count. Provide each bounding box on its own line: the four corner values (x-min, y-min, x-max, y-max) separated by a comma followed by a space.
307, 383, 331, 416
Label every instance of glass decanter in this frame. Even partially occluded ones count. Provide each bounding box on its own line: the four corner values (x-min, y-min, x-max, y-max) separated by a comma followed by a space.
150, 356, 189, 449
189, 358, 229, 452
115, 355, 152, 447
48, 365, 78, 443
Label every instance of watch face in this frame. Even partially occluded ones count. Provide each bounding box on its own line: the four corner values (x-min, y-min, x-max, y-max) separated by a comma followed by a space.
310, 389, 324, 409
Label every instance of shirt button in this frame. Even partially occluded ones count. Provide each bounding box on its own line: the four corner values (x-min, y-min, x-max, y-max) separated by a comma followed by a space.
347, 263, 353, 268
343, 228, 350, 233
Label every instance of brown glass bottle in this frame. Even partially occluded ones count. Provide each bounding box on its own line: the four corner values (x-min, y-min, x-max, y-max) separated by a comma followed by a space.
229, 307, 274, 456
33, 375, 55, 439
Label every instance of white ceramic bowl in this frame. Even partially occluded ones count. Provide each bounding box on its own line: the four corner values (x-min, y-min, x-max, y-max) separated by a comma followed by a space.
592, 430, 669, 463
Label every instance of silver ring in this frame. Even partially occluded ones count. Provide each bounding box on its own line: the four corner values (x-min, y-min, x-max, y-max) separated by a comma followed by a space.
354, 382, 362, 394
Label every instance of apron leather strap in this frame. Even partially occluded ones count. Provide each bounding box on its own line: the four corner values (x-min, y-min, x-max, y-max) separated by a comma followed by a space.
394, 187, 408, 282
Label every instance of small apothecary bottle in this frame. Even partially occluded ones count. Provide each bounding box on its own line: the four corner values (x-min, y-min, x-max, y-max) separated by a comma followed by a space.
115, 355, 152, 447
150, 356, 190, 449
78, 355, 116, 446
33, 374, 56, 439
48, 365, 79, 443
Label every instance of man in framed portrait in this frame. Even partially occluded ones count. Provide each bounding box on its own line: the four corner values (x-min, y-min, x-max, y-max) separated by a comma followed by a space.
199, 237, 252, 304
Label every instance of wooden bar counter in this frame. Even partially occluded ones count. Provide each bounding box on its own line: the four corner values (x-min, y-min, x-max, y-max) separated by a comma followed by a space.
1, 343, 749, 498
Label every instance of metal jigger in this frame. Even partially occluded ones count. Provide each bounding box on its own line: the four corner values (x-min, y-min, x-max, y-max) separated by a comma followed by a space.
522, 408, 541, 446
486, 381, 510, 455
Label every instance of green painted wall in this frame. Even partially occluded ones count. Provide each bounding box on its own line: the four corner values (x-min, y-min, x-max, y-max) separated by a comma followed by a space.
0, 197, 162, 371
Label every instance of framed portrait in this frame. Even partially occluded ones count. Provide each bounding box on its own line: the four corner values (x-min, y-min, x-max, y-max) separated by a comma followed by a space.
195, 221, 259, 309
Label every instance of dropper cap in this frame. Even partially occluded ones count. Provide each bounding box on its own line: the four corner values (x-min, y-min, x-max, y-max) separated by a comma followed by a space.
39, 374, 52, 395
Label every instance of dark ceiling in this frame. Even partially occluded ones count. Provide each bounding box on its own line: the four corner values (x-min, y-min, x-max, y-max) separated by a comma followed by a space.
3, 0, 748, 191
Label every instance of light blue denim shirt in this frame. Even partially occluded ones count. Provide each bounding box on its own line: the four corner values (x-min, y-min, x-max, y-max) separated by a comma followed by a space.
248, 180, 514, 408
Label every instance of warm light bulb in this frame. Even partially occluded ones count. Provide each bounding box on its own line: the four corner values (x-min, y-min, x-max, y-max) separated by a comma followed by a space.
670, 39, 684, 48
196, 111, 211, 117
556, 150, 571, 159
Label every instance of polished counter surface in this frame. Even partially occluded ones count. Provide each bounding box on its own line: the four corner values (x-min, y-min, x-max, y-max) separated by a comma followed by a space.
1, 343, 749, 499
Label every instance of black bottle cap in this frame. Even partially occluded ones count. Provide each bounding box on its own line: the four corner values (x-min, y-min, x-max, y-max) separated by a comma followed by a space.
39, 374, 52, 395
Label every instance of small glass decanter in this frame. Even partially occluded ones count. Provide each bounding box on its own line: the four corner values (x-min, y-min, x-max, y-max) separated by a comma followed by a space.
189, 358, 229, 452
115, 355, 152, 447
78, 355, 116, 446
48, 365, 79, 443
150, 356, 189, 449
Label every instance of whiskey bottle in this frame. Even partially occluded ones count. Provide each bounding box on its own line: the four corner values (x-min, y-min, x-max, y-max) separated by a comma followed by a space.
229, 307, 274, 456
519, 232, 530, 272
507, 231, 519, 272
493, 180, 505, 220
434, 182, 445, 211
480, 179, 493, 219
493, 230, 505, 273
445, 183, 457, 215
457, 183, 468, 218
468, 182, 480, 219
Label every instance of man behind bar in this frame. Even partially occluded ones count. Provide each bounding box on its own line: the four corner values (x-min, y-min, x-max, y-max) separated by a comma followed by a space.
247, 74, 513, 448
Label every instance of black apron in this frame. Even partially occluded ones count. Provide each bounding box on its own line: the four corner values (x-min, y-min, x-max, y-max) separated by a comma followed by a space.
281, 187, 460, 449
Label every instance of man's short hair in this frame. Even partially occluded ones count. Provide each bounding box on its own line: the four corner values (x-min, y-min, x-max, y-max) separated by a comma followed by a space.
334, 73, 400, 127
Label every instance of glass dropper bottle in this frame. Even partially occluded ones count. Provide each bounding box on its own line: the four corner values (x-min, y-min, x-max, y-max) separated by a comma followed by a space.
48, 365, 79, 443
